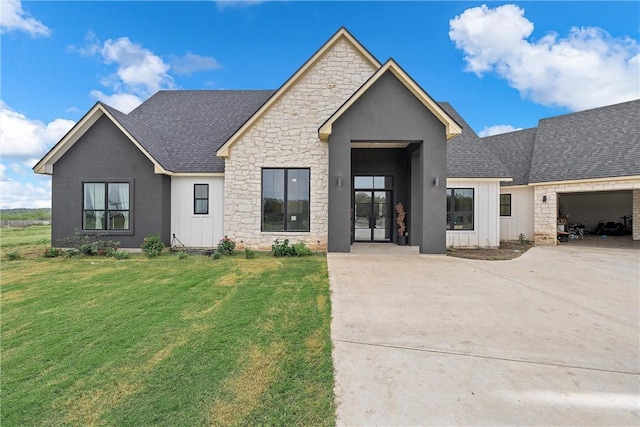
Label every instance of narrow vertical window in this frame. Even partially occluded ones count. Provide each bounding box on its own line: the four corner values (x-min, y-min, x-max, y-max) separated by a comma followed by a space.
446, 188, 474, 230
500, 194, 512, 217
194, 184, 209, 215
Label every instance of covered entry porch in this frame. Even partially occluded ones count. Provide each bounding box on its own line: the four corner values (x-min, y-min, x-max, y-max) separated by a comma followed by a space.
319, 61, 461, 254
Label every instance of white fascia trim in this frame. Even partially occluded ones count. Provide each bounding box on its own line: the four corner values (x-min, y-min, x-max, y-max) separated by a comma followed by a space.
500, 184, 530, 189
33, 104, 104, 174
33, 103, 171, 176
170, 172, 225, 177
447, 177, 513, 185
100, 108, 171, 175
528, 175, 640, 187
216, 28, 381, 159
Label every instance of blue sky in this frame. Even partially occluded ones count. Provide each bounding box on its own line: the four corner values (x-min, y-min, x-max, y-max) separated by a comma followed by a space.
1, 0, 639, 208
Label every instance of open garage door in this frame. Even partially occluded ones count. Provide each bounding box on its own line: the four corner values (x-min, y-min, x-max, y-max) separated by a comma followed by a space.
558, 190, 636, 248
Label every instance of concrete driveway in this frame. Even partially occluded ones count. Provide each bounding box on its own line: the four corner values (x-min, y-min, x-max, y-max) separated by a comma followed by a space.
329, 244, 640, 426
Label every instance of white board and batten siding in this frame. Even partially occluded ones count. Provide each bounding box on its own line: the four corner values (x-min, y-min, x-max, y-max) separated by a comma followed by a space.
446, 179, 501, 248
499, 186, 534, 241
171, 176, 224, 248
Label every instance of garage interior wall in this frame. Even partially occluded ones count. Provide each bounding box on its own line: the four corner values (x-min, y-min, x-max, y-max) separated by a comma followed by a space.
558, 190, 632, 231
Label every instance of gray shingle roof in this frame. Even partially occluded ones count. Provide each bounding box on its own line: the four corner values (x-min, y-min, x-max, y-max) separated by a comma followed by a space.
439, 102, 511, 179
483, 128, 537, 186
128, 90, 274, 172
101, 103, 175, 171
528, 99, 640, 183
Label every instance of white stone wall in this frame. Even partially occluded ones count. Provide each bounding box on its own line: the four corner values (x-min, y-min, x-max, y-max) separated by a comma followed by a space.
533, 178, 640, 245
223, 38, 377, 251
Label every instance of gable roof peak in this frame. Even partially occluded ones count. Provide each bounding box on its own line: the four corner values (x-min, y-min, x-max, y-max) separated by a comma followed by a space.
319, 58, 463, 141
216, 27, 381, 158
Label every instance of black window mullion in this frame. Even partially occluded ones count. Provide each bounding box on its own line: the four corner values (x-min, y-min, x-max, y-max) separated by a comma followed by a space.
283, 170, 288, 231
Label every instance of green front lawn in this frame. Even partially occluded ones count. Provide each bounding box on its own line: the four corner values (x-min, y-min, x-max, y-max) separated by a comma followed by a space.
1, 227, 334, 426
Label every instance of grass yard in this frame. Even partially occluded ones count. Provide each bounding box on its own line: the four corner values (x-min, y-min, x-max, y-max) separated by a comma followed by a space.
1, 226, 334, 426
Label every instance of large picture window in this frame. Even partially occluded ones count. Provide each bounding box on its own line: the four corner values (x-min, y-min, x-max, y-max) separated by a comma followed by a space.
262, 168, 310, 232
83, 182, 130, 231
194, 184, 209, 215
500, 193, 512, 217
446, 188, 474, 230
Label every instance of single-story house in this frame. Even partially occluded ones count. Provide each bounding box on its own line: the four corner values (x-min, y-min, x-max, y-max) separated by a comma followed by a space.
33, 28, 640, 253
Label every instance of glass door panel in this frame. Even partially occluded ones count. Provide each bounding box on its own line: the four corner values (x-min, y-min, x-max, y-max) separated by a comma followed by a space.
354, 191, 372, 241
372, 191, 391, 242
353, 189, 392, 242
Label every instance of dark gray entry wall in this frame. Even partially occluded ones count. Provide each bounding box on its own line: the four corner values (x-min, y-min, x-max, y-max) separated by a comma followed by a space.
328, 71, 447, 253
52, 115, 171, 248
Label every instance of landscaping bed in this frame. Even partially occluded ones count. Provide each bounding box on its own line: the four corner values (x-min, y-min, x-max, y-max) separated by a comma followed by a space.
447, 240, 533, 260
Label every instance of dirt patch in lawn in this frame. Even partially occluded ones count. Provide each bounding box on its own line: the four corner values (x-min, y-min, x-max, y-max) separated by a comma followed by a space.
447, 241, 533, 261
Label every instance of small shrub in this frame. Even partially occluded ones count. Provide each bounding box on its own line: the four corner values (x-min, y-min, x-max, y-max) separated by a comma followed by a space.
141, 234, 165, 258
59, 231, 120, 256
113, 250, 130, 260
43, 247, 62, 258
271, 239, 312, 257
518, 233, 529, 245
217, 237, 236, 255
64, 248, 81, 258
5, 251, 22, 260
271, 239, 291, 257
176, 251, 188, 260
291, 242, 312, 256
210, 251, 222, 260
244, 247, 256, 259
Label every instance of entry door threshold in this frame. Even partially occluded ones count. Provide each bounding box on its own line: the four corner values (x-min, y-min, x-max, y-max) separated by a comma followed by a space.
350, 243, 419, 255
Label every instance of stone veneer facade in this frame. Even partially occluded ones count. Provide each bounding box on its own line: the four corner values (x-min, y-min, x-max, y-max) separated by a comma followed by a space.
223, 38, 377, 250
533, 178, 640, 245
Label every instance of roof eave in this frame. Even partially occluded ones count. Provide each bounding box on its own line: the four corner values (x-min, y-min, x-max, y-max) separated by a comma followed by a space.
33, 102, 172, 176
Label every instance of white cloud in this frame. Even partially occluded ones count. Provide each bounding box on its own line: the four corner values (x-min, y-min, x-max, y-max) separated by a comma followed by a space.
0, 175, 52, 209
100, 37, 174, 95
478, 124, 522, 137
0, 101, 75, 160
71, 33, 222, 110
449, 4, 640, 111
169, 53, 221, 75
90, 91, 143, 114
0, 0, 50, 36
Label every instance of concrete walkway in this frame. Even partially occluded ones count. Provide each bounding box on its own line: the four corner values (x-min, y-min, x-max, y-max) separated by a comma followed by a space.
329, 244, 640, 426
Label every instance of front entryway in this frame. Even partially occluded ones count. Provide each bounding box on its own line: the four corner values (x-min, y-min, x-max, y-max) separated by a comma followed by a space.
353, 176, 392, 242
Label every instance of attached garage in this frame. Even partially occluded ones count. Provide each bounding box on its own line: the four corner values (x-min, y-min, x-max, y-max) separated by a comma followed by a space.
558, 190, 633, 235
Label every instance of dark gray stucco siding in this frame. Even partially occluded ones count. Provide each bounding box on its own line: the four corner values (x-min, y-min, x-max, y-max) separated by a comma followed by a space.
328, 71, 447, 253
52, 115, 171, 248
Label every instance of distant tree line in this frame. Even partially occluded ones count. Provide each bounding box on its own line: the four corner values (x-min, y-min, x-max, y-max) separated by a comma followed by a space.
0, 209, 52, 220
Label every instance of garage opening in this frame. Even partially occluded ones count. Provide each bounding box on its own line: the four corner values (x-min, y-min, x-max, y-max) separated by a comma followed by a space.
558, 190, 636, 247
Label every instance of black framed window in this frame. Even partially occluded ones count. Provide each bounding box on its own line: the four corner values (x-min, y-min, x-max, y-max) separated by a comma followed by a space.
83, 182, 130, 231
194, 184, 209, 215
500, 193, 512, 217
262, 168, 310, 232
446, 188, 474, 230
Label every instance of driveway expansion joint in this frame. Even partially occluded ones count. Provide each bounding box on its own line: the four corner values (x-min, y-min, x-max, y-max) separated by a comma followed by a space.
334, 338, 640, 376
